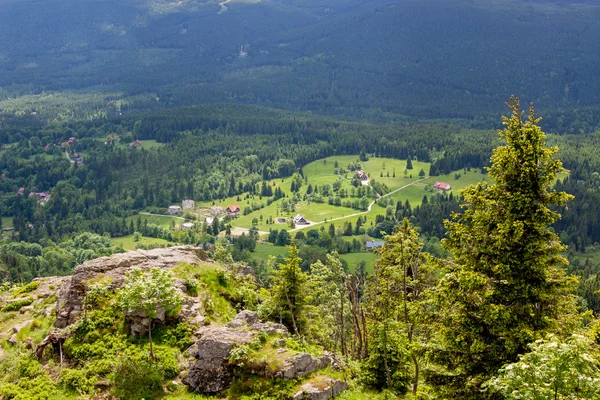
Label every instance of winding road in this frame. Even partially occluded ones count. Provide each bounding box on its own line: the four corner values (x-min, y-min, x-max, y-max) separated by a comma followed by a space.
287, 176, 429, 232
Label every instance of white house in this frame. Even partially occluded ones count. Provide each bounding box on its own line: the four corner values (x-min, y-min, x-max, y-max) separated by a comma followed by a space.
182, 199, 195, 209
182, 222, 194, 229
210, 206, 224, 216
293, 214, 310, 225
168, 205, 182, 215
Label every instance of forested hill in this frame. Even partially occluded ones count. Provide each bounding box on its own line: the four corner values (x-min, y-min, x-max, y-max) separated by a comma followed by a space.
1, 0, 600, 121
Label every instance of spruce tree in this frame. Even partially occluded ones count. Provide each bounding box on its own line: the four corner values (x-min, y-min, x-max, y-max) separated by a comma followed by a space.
430, 98, 579, 397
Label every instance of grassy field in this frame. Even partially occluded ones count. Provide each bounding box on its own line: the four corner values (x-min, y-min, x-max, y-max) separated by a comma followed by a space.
126, 213, 184, 229
1, 217, 13, 228
388, 169, 491, 206
212, 156, 432, 233
251, 243, 377, 273
251, 243, 290, 263
340, 252, 377, 274
110, 234, 174, 251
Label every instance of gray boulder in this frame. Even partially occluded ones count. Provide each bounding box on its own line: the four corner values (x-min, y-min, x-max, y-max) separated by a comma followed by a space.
292, 379, 349, 400
54, 246, 206, 329
183, 326, 256, 393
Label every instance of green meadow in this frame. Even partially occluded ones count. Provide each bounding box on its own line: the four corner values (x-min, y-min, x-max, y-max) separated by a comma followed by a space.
110, 234, 174, 251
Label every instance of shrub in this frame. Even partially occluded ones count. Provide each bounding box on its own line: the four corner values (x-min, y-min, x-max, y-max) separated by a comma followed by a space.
111, 356, 164, 400
59, 368, 94, 394
1, 297, 34, 312
14, 281, 39, 296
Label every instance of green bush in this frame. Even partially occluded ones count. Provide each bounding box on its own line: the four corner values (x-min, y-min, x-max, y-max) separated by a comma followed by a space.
111, 356, 164, 400
59, 368, 94, 394
14, 281, 39, 296
1, 297, 33, 312
184, 279, 199, 296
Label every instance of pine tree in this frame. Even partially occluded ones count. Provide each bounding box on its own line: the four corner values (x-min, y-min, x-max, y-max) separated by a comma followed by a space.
430, 98, 579, 397
271, 244, 307, 334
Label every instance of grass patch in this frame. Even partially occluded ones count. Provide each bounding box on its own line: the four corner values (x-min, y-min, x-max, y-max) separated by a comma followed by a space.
110, 234, 174, 251
251, 244, 289, 264
339, 252, 377, 274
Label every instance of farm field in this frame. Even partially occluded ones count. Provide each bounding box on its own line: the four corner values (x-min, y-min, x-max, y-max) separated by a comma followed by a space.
110, 234, 174, 251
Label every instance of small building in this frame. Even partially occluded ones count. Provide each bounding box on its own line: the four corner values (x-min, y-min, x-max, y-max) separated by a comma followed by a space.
17, 187, 25, 195
129, 140, 142, 147
168, 205, 182, 215
366, 240, 385, 250
3, 227, 14, 232
293, 214, 310, 225
225, 205, 240, 217
182, 199, 195, 209
182, 222, 194, 229
206, 217, 214, 225
29, 191, 51, 203
356, 171, 369, 182
434, 181, 451, 191
210, 205, 224, 216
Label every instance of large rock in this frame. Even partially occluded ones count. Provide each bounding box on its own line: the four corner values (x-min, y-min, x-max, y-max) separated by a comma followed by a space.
184, 310, 290, 394
183, 326, 256, 393
54, 246, 207, 328
292, 379, 349, 400
275, 353, 324, 379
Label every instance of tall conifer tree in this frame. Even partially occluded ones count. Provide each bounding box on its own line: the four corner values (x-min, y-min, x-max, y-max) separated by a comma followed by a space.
430, 98, 579, 397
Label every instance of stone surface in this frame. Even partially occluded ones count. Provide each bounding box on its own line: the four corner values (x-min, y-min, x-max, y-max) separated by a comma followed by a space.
292, 379, 349, 400
184, 310, 291, 394
183, 326, 256, 393
54, 246, 207, 329
276, 353, 322, 379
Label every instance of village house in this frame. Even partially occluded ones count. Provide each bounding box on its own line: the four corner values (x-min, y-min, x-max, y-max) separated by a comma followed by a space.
225, 205, 240, 217
129, 140, 142, 147
366, 240, 385, 250
210, 205, 224, 216
433, 181, 451, 191
168, 205, 182, 215
182, 222, 194, 229
355, 170, 369, 182
182, 200, 195, 209
293, 214, 310, 225
17, 187, 25, 195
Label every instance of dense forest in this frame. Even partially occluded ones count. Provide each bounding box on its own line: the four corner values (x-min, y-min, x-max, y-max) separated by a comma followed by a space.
1, 0, 600, 398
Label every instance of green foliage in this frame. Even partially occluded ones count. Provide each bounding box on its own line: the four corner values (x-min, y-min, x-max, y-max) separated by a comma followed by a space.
431, 99, 581, 396
118, 268, 182, 321
483, 334, 600, 399
1, 297, 33, 312
267, 244, 308, 335
360, 320, 410, 394
13, 281, 39, 296
111, 355, 165, 400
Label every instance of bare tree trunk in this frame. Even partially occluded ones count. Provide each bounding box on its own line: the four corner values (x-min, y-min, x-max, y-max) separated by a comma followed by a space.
149, 319, 154, 359
59, 341, 63, 374
285, 293, 299, 335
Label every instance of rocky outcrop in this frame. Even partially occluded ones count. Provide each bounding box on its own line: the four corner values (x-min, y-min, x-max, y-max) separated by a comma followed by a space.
184, 310, 289, 393
274, 353, 333, 379
292, 379, 349, 400
54, 246, 207, 329
184, 326, 257, 393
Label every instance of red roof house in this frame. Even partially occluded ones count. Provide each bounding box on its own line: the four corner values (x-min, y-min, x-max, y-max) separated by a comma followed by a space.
434, 181, 451, 191
226, 205, 241, 216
